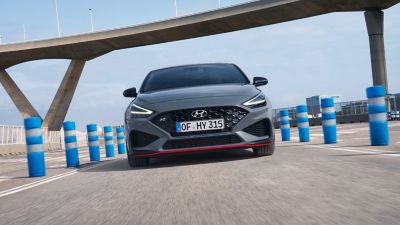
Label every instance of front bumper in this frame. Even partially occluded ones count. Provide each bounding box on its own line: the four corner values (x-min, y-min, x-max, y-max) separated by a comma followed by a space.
134, 139, 273, 157
125, 104, 274, 157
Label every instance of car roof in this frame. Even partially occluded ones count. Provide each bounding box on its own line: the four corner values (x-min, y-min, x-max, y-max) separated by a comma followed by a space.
149, 63, 237, 73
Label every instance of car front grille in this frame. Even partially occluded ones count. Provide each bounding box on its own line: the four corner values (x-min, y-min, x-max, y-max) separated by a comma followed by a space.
243, 119, 271, 137
130, 130, 159, 148
163, 134, 242, 150
152, 106, 248, 136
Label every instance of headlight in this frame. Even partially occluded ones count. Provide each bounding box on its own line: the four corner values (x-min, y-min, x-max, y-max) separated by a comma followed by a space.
130, 103, 154, 117
243, 93, 267, 108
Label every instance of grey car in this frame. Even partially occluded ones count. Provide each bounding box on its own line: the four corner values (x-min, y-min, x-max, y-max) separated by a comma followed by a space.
123, 63, 274, 167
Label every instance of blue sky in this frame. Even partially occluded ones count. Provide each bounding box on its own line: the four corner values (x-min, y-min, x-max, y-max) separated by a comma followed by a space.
0, 1, 399, 129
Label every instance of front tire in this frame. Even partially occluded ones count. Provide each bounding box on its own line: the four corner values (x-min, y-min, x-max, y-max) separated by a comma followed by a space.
128, 152, 149, 167
253, 142, 275, 157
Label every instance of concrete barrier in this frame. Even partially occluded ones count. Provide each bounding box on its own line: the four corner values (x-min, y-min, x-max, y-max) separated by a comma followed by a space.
24, 117, 46, 177
366, 86, 389, 146
0, 145, 26, 156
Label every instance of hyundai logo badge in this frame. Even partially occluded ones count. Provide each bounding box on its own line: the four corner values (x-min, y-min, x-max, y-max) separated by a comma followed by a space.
191, 110, 207, 118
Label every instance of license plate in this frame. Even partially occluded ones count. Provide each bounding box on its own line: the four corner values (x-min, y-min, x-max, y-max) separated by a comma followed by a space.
176, 119, 225, 133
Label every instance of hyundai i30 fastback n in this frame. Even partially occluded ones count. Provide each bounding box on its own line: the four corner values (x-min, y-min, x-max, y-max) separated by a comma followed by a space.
123, 63, 274, 167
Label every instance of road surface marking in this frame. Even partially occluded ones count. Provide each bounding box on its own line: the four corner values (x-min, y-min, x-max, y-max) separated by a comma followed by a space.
0, 156, 65, 163
0, 176, 18, 183
337, 123, 400, 134
0, 159, 122, 198
308, 145, 400, 157
47, 164, 67, 168
0, 152, 93, 163
0, 171, 78, 198
0, 159, 26, 163
46, 156, 66, 161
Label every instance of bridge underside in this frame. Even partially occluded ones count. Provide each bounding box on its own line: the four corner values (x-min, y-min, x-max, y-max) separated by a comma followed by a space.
0, 60, 85, 130
0, 0, 398, 130
0, 0, 398, 69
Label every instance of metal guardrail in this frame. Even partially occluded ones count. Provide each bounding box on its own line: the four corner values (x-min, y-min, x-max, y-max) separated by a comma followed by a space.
0, 125, 123, 156
0, 125, 120, 149
0, 125, 25, 145
73, 131, 91, 148
0, 125, 62, 145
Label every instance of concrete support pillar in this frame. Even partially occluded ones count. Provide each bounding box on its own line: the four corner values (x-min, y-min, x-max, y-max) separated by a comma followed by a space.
0, 70, 41, 119
364, 10, 390, 110
43, 60, 86, 131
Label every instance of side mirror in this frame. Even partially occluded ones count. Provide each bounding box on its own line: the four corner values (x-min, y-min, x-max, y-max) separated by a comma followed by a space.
123, 87, 137, 98
253, 77, 268, 87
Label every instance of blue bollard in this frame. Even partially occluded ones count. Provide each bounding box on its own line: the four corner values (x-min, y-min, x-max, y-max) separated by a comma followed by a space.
280, 110, 290, 141
116, 127, 126, 154
296, 105, 310, 142
321, 98, 337, 144
366, 86, 389, 146
24, 117, 46, 177
87, 124, 100, 161
63, 121, 79, 167
103, 126, 115, 158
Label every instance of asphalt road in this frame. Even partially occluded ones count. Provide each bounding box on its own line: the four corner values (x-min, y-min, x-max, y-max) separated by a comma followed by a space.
1, 122, 400, 225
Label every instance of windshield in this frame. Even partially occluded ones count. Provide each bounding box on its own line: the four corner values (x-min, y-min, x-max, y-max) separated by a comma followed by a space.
140, 64, 249, 92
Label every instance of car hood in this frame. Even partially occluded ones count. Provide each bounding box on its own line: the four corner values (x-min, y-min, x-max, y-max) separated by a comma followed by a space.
135, 84, 260, 106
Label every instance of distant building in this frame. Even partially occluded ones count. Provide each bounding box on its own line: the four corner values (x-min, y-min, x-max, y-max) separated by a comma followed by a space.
390, 93, 400, 111
306, 95, 341, 117
339, 100, 368, 115
273, 93, 400, 123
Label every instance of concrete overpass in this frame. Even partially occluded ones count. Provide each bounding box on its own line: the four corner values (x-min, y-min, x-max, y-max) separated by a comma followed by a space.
0, 0, 399, 130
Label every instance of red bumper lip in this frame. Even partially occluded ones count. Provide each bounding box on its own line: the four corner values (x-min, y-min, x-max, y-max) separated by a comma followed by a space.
135, 142, 271, 157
